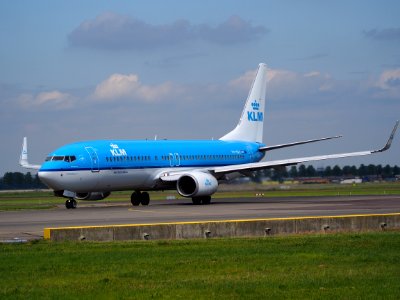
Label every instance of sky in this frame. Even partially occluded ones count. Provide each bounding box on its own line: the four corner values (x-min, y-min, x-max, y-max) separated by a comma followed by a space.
1, 0, 400, 175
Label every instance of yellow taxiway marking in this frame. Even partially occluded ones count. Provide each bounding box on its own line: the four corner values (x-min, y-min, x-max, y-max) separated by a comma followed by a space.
44, 212, 400, 232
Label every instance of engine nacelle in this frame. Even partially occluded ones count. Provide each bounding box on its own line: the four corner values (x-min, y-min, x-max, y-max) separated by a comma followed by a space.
74, 192, 111, 201
176, 171, 218, 197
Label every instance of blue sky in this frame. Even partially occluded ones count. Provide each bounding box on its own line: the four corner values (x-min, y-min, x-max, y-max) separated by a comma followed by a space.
1, 1, 399, 174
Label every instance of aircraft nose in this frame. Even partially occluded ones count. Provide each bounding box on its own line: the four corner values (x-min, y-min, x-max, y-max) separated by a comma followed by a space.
38, 171, 63, 190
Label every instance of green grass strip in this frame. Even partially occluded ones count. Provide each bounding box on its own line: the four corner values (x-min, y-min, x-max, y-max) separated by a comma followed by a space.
1, 232, 400, 299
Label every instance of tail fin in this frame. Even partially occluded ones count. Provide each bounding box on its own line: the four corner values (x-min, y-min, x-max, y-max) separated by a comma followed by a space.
220, 63, 268, 143
19, 137, 41, 170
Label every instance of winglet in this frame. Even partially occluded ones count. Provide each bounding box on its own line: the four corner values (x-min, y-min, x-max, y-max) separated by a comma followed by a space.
372, 120, 399, 153
19, 137, 41, 170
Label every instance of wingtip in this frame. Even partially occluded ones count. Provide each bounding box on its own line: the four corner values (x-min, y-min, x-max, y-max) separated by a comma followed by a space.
373, 121, 398, 153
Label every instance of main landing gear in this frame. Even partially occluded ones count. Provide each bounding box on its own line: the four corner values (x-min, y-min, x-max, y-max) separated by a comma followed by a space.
191, 196, 211, 205
65, 198, 77, 209
131, 191, 150, 206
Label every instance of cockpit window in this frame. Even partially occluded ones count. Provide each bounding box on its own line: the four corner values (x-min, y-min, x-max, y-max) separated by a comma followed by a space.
64, 156, 76, 162
46, 155, 76, 162
52, 156, 64, 161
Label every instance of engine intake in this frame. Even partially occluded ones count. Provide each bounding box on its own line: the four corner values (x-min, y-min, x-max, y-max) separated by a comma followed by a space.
177, 171, 218, 197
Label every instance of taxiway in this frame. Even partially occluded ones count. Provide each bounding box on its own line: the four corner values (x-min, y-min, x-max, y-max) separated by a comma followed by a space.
1, 195, 400, 240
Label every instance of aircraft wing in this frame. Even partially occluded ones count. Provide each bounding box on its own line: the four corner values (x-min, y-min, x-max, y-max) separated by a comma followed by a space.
19, 137, 41, 170
211, 120, 398, 175
259, 135, 342, 152
160, 150, 374, 182
211, 150, 374, 174
159, 121, 398, 181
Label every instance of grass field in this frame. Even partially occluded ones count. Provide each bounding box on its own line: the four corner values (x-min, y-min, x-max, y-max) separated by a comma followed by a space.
1, 182, 400, 211
1, 232, 399, 299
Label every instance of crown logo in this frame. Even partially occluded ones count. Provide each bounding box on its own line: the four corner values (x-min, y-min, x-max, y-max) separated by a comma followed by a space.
251, 100, 260, 111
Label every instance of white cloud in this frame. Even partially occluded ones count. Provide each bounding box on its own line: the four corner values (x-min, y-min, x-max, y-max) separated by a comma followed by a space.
18, 90, 75, 110
370, 69, 400, 99
228, 69, 257, 90
304, 71, 321, 78
376, 69, 400, 89
229, 67, 335, 100
68, 12, 268, 50
92, 73, 180, 102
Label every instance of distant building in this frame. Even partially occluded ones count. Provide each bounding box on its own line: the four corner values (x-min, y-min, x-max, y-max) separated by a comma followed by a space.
340, 178, 362, 184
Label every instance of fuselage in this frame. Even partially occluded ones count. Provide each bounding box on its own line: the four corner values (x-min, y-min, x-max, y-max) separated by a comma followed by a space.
38, 140, 265, 193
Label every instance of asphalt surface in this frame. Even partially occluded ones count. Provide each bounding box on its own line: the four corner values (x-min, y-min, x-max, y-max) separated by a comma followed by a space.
1, 195, 400, 240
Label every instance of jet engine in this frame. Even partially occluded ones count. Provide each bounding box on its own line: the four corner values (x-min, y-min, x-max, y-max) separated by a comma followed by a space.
176, 171, 218, 197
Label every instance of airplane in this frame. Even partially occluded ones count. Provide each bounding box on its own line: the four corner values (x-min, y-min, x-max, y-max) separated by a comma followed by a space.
19, 63, 398, 209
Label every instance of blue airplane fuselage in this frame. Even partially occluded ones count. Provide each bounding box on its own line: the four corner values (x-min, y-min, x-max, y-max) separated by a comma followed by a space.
39, 140, 266, 172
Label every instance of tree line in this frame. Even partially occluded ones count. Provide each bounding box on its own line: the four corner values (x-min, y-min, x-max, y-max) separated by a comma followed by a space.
258, 164, 400, 181
0, 172, 46, 190
1, 164, 399, 189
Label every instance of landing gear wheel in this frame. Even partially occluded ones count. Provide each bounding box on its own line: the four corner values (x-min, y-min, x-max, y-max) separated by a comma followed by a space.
201, 196, 211, 205
192, 197, 202, 205
141, 192, 150, 206
65, 198, 77, 209
192, 196, 211, 205
131, 192, 141, 206
71, 199, 77, 209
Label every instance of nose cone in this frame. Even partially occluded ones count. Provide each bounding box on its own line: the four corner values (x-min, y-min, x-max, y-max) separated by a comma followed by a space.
38, 171, 64, 190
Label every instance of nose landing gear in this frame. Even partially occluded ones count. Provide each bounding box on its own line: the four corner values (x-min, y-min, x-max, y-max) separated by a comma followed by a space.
65, 198, 77, 209
131, 191, 150, 206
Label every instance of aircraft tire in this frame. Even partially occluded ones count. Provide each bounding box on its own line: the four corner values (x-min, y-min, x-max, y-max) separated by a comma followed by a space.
201, 196, 211, 205
141, 192, 150, 206
65, 199, 71, 209
192, 197, 201, 205
71, 199, 77, 209
66, 198, 77, 209
131, 192, 141, 206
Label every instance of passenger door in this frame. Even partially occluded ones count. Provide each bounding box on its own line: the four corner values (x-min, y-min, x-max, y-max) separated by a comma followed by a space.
168, 153, 180, 167
85, 147, 100, 172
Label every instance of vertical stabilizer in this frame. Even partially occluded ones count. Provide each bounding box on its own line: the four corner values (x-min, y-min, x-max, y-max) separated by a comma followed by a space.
20, 137, 28, 166
220, 63, 268, 143
19, 137, 41, 170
